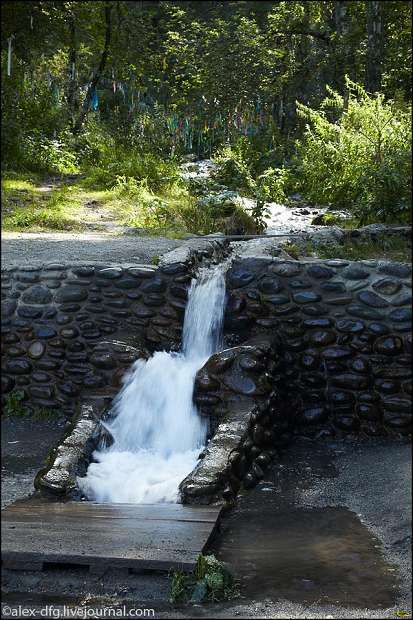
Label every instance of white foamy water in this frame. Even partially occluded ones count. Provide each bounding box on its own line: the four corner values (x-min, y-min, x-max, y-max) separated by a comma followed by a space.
78, 266, 226, 504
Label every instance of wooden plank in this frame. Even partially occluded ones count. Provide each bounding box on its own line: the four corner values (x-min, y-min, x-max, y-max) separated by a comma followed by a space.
4, 502, 221, 523
1, 501, 222, 573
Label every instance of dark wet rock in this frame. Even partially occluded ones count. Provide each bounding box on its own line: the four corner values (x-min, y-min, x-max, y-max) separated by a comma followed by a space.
375, 380, 400, 394
60, 327, 80, 339
45, 280, 62, 289
37, 360, 61, 371
113, 278, 140, 289
29, 385, 54, 399
56, 313, 72, 325
22, 285, 52, 304
225, 314, 254, 330
265, 294, 290, 306
60, 304, 82, 313
325, 295, 353, 305
288, 279, 312, 289
351, 357, 370, 373
35, 326, 57, 339
334, 415, 359, 431
2, 333, 19, 344
28, 341, 45, 359
378, 263, 411, 278
44, 308, 57, 319
336, 319, 365, 333
228, 267, 255, 288
383, 412, 411, 430
258, 276, 283, 294
143, 294, 166, 306
389, 308, 412, 322
331, 373, 369, 390
195, 371, 220, 392
382, 396, 411, 414
325, 260, 349, 267
342, 266, 370, 280
243, 473, 257, 489
270, 262, 302, 277
2, 375, 15, 393
356, 403, 380, 420
374, 335, 403, 355
301, 406, 326, 424
301, 304, 328, 316
372, 278, 402, 296
160, 263, 186, 275
300, 353, 319, 369
226, 294, 246, 314
105, 299, 129, 308
307, 265, 334, 279
292, 291, 321, 304
222, 369, 258, 395
329, 390, 355, 404
391, 292, 412, 306
322, 347, 352, 359
194, 394, 221, 407
367, 322, 389, 335
2, 300, 17, 317
357, 291, 389, 308
141, 276, 167, 293
55, 286, 88, 303
83, 373, 105, 388
16, 272, 40, 283
309, 330, 336, 346
66, 278, 92, 286
170, 285, 189, 300
320, 282, 347, 293
97, 267, 122, 279
90, 351, 117, 369
347, 304, 383, 320
17, 305, 43, 319
6, 346, 25, 357
4, 359, 32, 375
72, 266, 95, 277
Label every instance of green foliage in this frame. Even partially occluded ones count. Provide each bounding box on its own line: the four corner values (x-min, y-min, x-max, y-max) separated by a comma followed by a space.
169, 554, 238, 604
281, 241, 300, 259
3, 390, 27, 417
305, 235, 411, 262
294, 78, 412, 224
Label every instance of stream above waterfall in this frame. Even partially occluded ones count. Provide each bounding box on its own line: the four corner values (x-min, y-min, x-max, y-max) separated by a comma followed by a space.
77, 265, 226, 504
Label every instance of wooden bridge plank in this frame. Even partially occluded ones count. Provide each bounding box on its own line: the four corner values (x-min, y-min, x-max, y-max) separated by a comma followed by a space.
1, 501, 222, 573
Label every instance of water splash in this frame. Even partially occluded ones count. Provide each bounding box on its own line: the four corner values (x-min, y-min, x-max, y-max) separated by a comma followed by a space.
78, 266, 226, 504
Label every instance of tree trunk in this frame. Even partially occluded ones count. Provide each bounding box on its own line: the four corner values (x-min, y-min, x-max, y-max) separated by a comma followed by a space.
72, 2, 113, 134
67, 15, 78, 127
365, 0, 383, 93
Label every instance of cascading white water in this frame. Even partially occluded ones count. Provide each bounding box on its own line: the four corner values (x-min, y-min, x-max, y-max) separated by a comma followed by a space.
78, 266, 226, 504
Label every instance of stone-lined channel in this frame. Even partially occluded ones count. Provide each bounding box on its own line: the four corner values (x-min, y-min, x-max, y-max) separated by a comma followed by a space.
1, 243, 411, 506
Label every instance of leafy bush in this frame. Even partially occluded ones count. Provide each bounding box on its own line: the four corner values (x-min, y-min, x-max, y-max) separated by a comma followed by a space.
169, 554, 237, 603
12, 131, 79, 174
294, 78, 412, 224
80, 123, 180, 191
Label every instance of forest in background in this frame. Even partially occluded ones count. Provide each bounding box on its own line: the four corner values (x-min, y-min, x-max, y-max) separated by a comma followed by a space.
1, 0, 412, 236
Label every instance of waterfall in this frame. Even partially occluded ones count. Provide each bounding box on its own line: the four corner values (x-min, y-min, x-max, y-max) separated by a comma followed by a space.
78, 266, 226, 504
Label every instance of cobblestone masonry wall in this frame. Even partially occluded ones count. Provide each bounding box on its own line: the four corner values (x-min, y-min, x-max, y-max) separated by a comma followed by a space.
223, 258, 412, 438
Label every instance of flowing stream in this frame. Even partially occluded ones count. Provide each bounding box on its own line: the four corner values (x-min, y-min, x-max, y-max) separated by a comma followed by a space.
78, 266, 226, 504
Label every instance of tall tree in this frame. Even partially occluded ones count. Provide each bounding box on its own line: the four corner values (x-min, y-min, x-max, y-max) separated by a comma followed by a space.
365, 0, 383, 92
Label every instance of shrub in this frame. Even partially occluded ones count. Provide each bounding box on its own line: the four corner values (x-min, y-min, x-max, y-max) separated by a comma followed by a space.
293, 78, 412, 224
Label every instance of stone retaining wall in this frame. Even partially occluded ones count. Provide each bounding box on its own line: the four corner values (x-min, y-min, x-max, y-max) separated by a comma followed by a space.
1, 239, 228, 418
224, 258, 412, 438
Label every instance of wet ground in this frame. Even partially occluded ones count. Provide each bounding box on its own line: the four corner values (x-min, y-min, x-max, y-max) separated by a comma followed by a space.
1, 415, 68, 509
2, 433, 411, 619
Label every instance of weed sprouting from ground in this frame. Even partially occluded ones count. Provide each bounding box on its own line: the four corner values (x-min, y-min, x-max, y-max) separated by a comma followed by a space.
169, 554, 238, 604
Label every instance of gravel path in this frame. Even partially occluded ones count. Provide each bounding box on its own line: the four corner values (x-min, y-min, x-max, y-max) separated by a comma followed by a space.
1, 231, 182, 268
